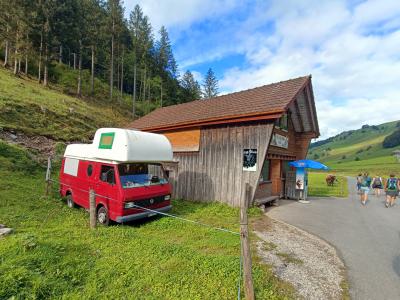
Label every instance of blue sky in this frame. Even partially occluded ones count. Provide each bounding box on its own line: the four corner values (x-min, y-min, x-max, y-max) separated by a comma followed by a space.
125, 0, 400, 139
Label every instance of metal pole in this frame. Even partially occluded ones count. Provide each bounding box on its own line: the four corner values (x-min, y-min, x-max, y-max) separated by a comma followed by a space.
241, 183, 255, 300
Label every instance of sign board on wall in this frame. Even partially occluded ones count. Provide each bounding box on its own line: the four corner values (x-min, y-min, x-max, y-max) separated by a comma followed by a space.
270, 133, 289, 149
243, 149, 257, 171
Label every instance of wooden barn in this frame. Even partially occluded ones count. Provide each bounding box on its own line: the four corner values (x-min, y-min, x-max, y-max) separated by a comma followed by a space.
129, 75, 320, 207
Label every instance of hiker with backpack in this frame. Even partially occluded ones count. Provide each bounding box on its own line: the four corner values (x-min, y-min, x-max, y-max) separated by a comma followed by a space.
356, 173, 363, 194
371, 175, 384, 197
385, 174, 399, 208
360, 172, 372, 205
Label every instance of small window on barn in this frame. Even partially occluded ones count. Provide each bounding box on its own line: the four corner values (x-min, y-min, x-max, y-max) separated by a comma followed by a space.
260, 159, 271, 182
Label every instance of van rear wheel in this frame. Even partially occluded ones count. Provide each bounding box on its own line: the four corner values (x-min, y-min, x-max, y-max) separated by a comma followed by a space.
66, 194, 76, 208
97, 206, 109, 226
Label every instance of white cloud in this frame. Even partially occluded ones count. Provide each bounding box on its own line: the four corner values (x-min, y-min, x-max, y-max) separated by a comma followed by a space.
124, 0, 240, 31
216, 0, 400, 139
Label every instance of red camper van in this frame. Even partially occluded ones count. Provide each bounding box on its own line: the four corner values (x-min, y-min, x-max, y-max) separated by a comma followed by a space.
59, 128, 173, 225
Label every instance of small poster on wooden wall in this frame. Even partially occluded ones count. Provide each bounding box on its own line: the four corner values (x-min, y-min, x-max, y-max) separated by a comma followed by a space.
243, 149, 257, 171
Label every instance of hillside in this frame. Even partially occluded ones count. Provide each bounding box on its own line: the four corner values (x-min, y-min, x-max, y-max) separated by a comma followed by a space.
308, 121, 400, 175
0, 67, 133, 142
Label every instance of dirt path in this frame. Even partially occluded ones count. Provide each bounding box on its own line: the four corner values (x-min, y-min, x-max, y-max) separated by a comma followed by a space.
254, 217, 347, 299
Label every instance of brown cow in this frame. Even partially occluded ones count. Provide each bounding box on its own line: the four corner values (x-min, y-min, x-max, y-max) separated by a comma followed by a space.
326, 175, 337, 186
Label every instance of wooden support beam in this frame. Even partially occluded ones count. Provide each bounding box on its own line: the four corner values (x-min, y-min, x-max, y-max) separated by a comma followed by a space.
89, 190, 96, 229
45, 157, 52, 196
241, 183, 255, 300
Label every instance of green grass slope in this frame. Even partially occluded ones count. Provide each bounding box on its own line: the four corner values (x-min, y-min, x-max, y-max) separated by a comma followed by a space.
0, 66, 131, 141
308, 121, 400, 175
0, 142, 294, 299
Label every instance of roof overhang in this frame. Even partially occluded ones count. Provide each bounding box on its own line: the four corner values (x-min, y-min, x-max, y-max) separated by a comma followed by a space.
140, 110, 284, 132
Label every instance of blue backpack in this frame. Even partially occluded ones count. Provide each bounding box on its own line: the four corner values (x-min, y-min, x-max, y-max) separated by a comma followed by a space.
387, 178, 398, 190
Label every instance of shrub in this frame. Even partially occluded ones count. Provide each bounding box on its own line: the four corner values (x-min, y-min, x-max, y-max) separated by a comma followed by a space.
342, 155, 346, 159
366, 145, 372, 151
313, 153, 320, 159
383, 129, 400, 148
356, 149, 364, 154
355, 156, 360, 161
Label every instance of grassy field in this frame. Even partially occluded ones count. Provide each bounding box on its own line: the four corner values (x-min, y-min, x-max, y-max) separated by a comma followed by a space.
308, 121, 400, 175
0, 144, 294, 299
308, 172, 348, 198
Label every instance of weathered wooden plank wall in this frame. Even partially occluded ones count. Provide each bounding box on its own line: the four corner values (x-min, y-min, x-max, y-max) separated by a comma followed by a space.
173, 122, 274, 207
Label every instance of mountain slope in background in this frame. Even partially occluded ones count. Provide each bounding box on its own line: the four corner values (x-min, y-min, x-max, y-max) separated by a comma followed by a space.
308, 121, 400, 175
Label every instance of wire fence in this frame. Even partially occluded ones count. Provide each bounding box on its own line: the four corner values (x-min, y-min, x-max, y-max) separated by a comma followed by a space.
46, 176, 244, 299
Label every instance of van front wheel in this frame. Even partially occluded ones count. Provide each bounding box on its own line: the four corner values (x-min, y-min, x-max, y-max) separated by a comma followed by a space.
97, 206, 109, 226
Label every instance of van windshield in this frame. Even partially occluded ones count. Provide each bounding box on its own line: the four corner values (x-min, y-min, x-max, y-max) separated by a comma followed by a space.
118, 163, 168, 189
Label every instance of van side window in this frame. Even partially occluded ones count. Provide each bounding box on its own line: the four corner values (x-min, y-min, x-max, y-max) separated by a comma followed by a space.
87, 165, 93, 176
100, 165, 115, 185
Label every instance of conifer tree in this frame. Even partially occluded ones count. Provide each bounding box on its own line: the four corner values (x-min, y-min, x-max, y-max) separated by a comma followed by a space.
180, 70, 201, 102
202, 68, 219, 99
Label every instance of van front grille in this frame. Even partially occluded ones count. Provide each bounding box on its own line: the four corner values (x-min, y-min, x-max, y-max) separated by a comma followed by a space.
134, 196, 165, 208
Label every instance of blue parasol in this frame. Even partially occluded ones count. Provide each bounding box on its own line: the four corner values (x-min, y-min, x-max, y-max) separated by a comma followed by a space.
289, 159, 329, 170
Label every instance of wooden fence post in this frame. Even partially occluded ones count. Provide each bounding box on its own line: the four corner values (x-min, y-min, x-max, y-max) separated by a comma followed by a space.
241, 183, 255, 300
45, 157, 52, 196
89, 189, 96, 229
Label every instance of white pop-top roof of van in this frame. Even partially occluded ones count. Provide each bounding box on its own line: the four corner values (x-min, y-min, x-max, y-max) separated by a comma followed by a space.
64, 128, 173, 162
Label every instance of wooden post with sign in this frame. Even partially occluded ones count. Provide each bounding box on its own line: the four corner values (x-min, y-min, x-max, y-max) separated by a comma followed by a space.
89, 189, 96, 229
241, 183, 255, 300
45, 157, 52, 196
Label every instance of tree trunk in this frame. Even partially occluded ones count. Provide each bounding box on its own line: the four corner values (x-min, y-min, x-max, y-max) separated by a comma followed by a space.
90, 45, 94, 96
18, 58, 21, 73
160, 83, 163, 107
143, 67, 146, 101
25, 54, 28, 75
43, 44, 48, 86
73, 53, 76, 70
24, 32, 28, 75
14, 46, 18, 75
120, 48, 124, 98
59, 45, 62, 64
38, 31, 43, 83
109, 19, 114, 102
147, 78, 151, 113
148, 78, 151, 100
77, 40, 82, 97
132, 64, 136, 118
3, 40, 8, 66
139, 71, 143, 101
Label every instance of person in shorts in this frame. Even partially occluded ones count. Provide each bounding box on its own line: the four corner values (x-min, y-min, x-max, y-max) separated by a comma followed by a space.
356, 173, 363, 193
360, 172, 371, 205
385, 174, 399, 208
371, 175, 383, 197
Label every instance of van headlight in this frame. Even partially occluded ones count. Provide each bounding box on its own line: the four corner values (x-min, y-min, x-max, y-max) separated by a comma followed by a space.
164, 195, 171, 201
124, 202, 135, 209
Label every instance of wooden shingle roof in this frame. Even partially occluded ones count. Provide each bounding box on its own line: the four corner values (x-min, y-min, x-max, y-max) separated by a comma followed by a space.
129, 75, 311, 132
